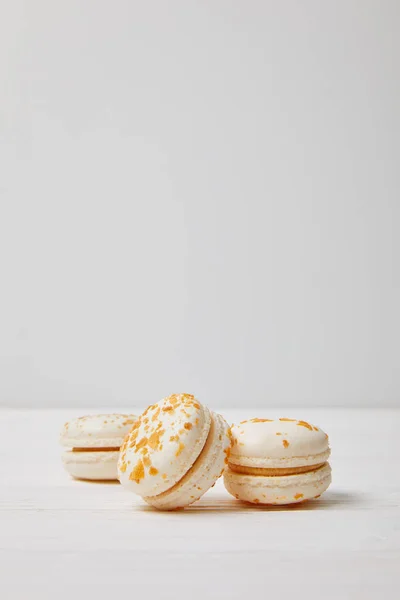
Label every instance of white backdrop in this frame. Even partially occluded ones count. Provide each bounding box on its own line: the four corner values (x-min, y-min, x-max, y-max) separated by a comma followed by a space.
1, 1, 399, 409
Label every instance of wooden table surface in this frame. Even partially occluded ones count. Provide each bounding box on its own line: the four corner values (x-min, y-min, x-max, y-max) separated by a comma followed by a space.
0, 408, 399, 599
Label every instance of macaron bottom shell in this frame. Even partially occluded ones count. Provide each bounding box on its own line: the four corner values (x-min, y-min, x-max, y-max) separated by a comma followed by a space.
144, 412, 232, 511
62, 449, 120, 481
224, 462, 331, 505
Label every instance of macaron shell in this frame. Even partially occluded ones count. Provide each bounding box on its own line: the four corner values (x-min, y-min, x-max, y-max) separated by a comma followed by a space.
145, 412, 232, 510
118, 394, 211, 497
60, 414, 138, 448
62, 450, 120, 480
230, 418, 330, 468
224, 462, 332, 505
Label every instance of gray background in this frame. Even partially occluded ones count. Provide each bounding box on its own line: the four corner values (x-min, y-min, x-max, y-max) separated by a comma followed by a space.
1, 1, 399, 409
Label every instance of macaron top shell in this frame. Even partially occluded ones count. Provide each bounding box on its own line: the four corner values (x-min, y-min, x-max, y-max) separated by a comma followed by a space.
230, 418, 330, 468
118, 394, 211, 497
60, 414, 138, 448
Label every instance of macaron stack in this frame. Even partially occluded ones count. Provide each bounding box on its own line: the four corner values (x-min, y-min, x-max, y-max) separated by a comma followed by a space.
60, 400, 332, 510
224, 418, 331, 504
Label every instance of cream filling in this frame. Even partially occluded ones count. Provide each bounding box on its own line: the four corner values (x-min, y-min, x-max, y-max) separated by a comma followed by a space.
228, 461, 327, 477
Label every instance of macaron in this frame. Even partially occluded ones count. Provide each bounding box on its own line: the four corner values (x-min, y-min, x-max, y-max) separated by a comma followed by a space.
118, 393, 232, 510
224, 418, 331, 505
60, 413, 138, 480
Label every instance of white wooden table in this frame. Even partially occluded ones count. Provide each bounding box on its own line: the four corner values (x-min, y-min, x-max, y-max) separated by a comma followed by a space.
0, 408, 399, 599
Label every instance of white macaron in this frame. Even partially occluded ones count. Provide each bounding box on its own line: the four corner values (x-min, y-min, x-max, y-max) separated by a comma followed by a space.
60, 413, 138, 481
224, 418, 331, 505
118, 394, 232, 510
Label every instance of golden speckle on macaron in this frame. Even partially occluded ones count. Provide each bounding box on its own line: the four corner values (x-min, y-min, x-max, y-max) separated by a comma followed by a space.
148, 429, 165, 450
136, 437, 148, 450
143, 455, 151, 468
130, 460, 145, 483
175, 442, 185, 457
297, 420, 313, 430
151, 407, 161, 422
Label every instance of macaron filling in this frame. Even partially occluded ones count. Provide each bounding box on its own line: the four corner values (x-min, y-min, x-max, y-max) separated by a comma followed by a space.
227, 462, 327, 477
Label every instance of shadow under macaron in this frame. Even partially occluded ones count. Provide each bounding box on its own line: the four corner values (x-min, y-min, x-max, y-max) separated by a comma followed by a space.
134, 489, 364, 513
68, 477, 121, 485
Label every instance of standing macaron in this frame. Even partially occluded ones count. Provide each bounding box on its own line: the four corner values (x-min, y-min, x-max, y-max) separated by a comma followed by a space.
60, 413, 138, 481
118, 393, 232, 510
224, 418, 331, 505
